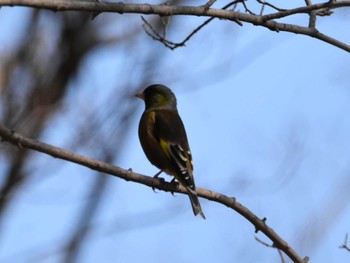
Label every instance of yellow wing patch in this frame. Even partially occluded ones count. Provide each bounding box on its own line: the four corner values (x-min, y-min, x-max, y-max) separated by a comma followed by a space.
159, 138, 171, 159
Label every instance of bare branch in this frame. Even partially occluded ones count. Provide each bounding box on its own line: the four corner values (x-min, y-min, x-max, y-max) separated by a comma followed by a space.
0, 124, 306, 263
259, 19, 350, 52
0, 0, 348, 21
0, 0, 350, 52
141, 1, 242, 50
262, 1, 348, 21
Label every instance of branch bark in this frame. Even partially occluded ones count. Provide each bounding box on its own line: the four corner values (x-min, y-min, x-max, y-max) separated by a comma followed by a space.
0, 0, 350, 52
0, 123, 307, 263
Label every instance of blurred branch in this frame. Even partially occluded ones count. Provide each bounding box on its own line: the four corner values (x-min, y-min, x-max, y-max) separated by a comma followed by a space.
0, 124, 307, 263
0, 11, 101, 234
64, 172, 109, 263
141, 1, 241, 50
339, 233, 350, 252
0, 0, 349, 52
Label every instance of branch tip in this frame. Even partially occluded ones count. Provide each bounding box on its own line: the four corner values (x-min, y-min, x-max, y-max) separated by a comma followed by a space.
339, 233, 350, 252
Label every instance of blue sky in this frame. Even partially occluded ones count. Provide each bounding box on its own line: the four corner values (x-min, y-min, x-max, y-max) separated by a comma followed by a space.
1, 2, 350, 263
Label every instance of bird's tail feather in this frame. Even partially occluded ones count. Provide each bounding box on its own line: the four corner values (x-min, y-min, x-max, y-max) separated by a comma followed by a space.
187, 188, 206, 219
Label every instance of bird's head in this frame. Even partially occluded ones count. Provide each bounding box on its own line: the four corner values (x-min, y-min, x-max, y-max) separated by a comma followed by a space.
136, 84, 177, 110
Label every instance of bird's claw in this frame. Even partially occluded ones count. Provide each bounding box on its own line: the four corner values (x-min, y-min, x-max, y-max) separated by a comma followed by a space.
170, 178, 179, 196
153, 170, 162, 178
152, 177, 165, 193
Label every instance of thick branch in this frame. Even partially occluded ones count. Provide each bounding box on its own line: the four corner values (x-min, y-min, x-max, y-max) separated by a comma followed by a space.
0, 124, 306, 262
0, 0, 349, 52
260, 20, 349, 52
3, 0, 349, 18
262, 1, 349, 21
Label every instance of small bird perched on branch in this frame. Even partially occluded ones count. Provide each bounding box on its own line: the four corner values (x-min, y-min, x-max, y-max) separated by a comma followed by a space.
136, 84, 205, 219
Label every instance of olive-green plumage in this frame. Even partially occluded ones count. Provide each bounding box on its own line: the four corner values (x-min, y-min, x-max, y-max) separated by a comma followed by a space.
136, 84, 205, 219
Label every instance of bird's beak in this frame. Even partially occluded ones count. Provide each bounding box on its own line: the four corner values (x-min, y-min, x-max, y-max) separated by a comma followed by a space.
135, 92, 145, 100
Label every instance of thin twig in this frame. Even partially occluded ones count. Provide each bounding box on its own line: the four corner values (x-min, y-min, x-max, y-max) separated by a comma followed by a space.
142, 16, 170, 48
256, 0, 287, 12
259, 3, 265, 16
241, 0, 255, 14
339, 233, 350, 252
141, 1, 242, 50
202, 0, 216, 10
255, 236, 285, 263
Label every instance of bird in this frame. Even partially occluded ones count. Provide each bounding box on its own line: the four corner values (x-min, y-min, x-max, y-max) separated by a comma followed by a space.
136, 84, 205, 219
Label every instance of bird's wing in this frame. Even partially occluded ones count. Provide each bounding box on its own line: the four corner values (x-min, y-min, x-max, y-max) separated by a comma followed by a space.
153, 109, 195, 190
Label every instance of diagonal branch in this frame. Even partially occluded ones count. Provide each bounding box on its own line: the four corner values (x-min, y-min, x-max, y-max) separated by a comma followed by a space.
0, 123, 307, 263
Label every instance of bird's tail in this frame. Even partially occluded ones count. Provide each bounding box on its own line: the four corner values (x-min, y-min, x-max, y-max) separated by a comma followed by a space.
187, 188, 206, 219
